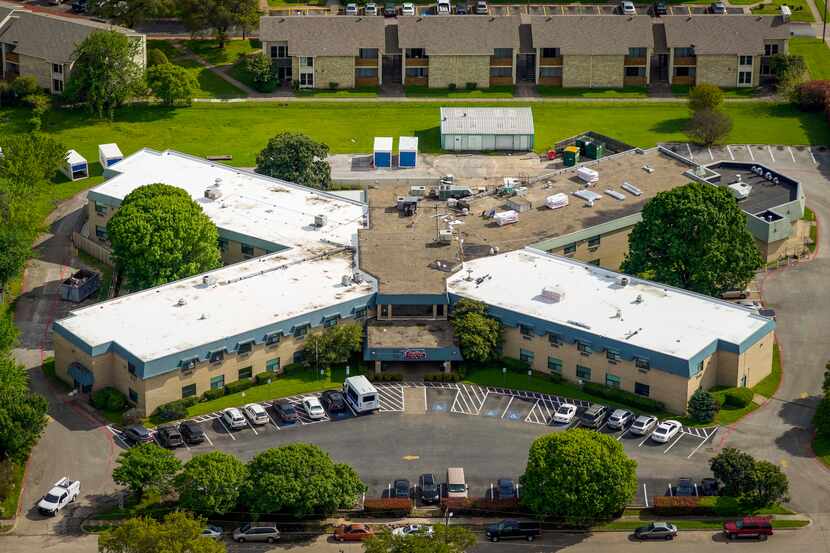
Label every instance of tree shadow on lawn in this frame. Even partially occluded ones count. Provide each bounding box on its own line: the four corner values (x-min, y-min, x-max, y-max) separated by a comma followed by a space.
649, 117, 689, 135
414, 126, 441, 153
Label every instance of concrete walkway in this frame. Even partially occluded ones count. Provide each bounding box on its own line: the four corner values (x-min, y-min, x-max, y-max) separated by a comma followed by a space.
191, 94, 779, 103
170, 42, 261, 97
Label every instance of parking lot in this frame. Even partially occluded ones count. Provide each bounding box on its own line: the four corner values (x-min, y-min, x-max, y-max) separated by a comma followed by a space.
662, 143, 828, 170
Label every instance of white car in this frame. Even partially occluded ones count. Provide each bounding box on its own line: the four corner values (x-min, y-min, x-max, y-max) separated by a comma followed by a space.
365, 2, 378, 15
37, 477, 80, 516
553, 403, 577, 424
243, 403, 269, 426
607, 409, 633, 430
401, 2, 415, 15
736, 300, 763, 310
619, 0, 635, 14
345, 3, 358, 15
437, 0, 450, 14
392, 524, 434, 538
222, 407, 247, 429
302, 396, 326, 420
629, 414, 658, 436
474, 0, 488, 14
650, 420, 682, 443
202, 525, 223, 540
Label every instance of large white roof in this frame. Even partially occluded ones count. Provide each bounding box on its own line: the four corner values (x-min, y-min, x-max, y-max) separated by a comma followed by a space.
447, 249, 768, 360
90, 149, 366, 252
58, 250, 376, 362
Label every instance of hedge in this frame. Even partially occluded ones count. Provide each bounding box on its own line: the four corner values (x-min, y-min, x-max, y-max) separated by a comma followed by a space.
722, 387, 754, 408
363, 498, 412, 516
152, 397, 199, 421
367, 372, 403, 382
652, 496, 711, 516
424, 372, 462, 382
91, 387, 128, 412
202, 388, 225, 401
441, 497, 526, 516
794, 80, 830, 111
582, 382, 666, 412
501, 357, 530, 373
255, 372, 275, 385
224, 377, 253, 395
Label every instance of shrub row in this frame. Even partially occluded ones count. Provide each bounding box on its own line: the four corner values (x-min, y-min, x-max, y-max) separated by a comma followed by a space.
152, 397, 199, 422
652, 496, 711, 516
582, 382, 666, 412
363, 498, 412, 516
91, 387, 128, 412
794, 80, 830, 111
440, 497, 525, 516
500, 357, 530, 373
722, 387, 754, 409
224, 377, 253, 395
367, 372, 403, 382
424, 372, 462, 382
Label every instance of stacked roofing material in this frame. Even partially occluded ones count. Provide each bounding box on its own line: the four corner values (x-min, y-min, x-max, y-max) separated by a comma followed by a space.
545, 193, 569, 210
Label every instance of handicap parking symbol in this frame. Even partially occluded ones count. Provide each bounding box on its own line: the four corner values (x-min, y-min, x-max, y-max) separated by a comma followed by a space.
433, 403, 447, 412
484, 409, 500, 417
508, 412, 521, 420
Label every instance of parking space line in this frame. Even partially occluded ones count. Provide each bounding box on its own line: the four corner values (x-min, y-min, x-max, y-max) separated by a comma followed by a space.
663, 433, 684, 454
686, 143, 693, 159
264, 410, 280, 430
400, 384, 405, 411
809, 148, 817, 164
747, 144, 755, 161
643, 483, 649, 508
216, 417, 236, 440
707, 146, 714, 160
423, 386, 427, 409
687, 426, 719, 459
616, 428, 630, 441
726, 144, 734, 160
637, 433, 651, 447
244, 417, 259, 436
788, 146, 796, 164
596, 421, 608, 432
500, 396, 515, 419
203, 432, 214, 447
767, 145, 776, 163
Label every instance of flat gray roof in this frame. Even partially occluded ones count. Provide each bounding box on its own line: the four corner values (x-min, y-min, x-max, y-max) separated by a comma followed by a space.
440, 107, 534, 136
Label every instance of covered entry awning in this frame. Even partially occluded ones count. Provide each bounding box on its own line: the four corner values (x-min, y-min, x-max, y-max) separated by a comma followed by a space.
68, 362, 94, 387
364, 320, 463, 362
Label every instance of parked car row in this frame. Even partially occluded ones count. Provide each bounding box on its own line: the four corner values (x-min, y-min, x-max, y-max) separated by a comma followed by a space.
345, 1, 488, 16
634, 516, 773, 541
670, 476, 720, 497
550, 403, 685, 445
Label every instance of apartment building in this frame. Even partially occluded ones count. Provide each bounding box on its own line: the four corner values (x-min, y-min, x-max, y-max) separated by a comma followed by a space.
530, 16, 653, 88
661, 15, 790, 88
259, 16, 386, 88
0, 5, 145, 94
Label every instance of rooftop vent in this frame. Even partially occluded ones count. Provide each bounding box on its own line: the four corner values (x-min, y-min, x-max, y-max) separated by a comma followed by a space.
617, 276, 630, 287
634, 294, 643, 304
204, 187, 222, 200
341, 274, 353, 287
176, 298, 187, 306
542, 286, 564, 302
203, 275, 217, 286
314, 214, 327, 228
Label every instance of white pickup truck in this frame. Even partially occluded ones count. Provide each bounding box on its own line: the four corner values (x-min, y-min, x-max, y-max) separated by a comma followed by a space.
37, 477, 80, 516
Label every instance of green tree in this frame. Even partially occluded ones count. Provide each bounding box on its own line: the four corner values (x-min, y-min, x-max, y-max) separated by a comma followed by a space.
449, 299, 501, 363
92, 0, 175, 29
0, 133, 65, 188
243, 54, 274, 91
66, 31, 144, 120
242, 444, 365, 517
112, 443, 182, 497
107, 183, 221, 290
709, 448, 757, 497
255, 132, 332, 189
98, 511, 225, 553
147, 63, 197, 106
823, 361, 830, 395
303, 323, 363, 368
750, 460, 789, 507
364, 525, 476, 553
688, 83, 724, 112
621, 182, 762, 296
687, 388, 720, 423
0, 356, 49, 462
770, 54, 807, 99
686, 108, 733, 146
147, 48, 170, 67
519, 429, 637, 524
179, 0, 260, 48
0, 228, 32, 291
813, 396, 830, 436
175, 452, 247, 515
0, 310, 17, 353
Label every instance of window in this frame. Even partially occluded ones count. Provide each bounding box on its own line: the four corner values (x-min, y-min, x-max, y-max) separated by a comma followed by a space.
563, 243, 577, 255
675, 66, 696, 77
406, 67, 427, 78
588, 259, 600, 266
605, 373, 621, 389
53, 79, 63, 93
293, 350, 305, 363
300, 56, 313, 67
606, 349, 620, 364
539, 67, 562, 78
299, 72, 313, 87
181, 357, 198, 371
493, 48, 513, 59
739, 55, 753, 66
241, 244, 254, 257
128, 388, 138, 403
547, 356, 562, 373
209, 350, 224, 364
95, 225, 108, 240
237, 341, 253, 355
358, 48, 378, 59
577, 341, 592, 356
738, 71, 752, 85
356, 68, 378, 78
323, 315, 339, 328
52, 63, 63, 74
695, 359, 705, 373
576, 365, 591, 381
625, 66, 645, 77
218, 238, 228, 252
674, 47, 695, 58
266, 357, 280, 372
764, 43, 779, 56
128, 362, 136, 376
628, 47, 647, 58
490, 66, 512, 77
519, 324, 533, 339
95, 201, 107, 216
548, 332, 562, 347
634, 382, 650, 397
519, 349, 535, 365
354, 307, 368, 319
587, 236, 601, 249
635, 357, 650, 371
265, 332, 281, 346
210, 375, 225, 390
270, 44, 288, 58
293, 324, 309, 339
238, 366, 253, 380
541, 47, 560, 58
182, 384, 197, 398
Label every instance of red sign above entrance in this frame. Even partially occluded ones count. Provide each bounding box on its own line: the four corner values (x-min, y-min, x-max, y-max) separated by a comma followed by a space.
402, 349, 427, 361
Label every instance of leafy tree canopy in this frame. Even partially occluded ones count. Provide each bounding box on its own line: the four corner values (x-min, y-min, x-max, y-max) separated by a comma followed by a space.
686, 108, 733, 146
621, 182, 762, 296
709, 448, 757, 497
449, 299, 501, 363
98, 511, 225, 553
255, 132, 332, 189
147, 63, 198, 106
92, 0, 175, 29
750, 460, 789, 507
0, 133, 64, 190
0, 356, 48, 462
688, 83, 724, 112
112, 443, 182, 497
175, 451, 247, 515
303, 323, 363, 368
179, 0, 259, 47
687, 388, 720, 424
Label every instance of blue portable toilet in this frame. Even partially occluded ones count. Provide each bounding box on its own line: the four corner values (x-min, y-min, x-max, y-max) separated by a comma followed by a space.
399, 136, 418, 168
373, 137, 392, 168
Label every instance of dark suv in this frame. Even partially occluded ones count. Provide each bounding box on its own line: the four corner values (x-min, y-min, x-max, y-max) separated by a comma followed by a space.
179, 420, 206, 444
157, 425, 184, 448
580, 404, 608, 428
122, 425, 154, 445
273, 399, 299, 423
320, 390, 347, 413
418, 473, 439, 504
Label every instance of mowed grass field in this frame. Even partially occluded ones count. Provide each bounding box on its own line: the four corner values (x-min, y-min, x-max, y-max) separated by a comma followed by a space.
0, 101, 826, 167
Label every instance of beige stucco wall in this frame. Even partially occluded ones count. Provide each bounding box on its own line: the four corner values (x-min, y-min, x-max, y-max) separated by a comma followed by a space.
428, 55, 489, 89
546, 225, 634, 271
315, 56, 355, 89
697, 55, 738, 88
562, 55, 624, 88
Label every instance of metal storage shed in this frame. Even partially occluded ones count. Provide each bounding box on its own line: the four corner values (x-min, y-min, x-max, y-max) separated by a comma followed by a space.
440, 107, 534, 152
61, 150, 89, 181
399, 136, 418, 168
98, 143, 123, 168
373, 137, 393, 168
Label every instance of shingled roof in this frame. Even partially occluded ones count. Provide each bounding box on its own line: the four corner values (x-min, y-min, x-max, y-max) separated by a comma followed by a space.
529, 16, 654, 55
662, 15, 791, 55
0, 11, 138, 64
259, 16, 386, 56
397, 16, 520, 55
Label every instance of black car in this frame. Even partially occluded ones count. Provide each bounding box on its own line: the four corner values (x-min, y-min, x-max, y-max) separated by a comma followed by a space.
273, 399, 299, 423
393, 479, 410, 498
496, 478, 515, 499
157, 425, 184, 448
653, 1, 667, 15
383, 3, 397, 16
485, 520, 540, 542
418, 473, 439, 504
179, 420, 205, 444
674, 477, 696, 496
700, 477, 720, 496
455, 3, 467, 14
320, 390, 347, 413
122, 424, 154, 445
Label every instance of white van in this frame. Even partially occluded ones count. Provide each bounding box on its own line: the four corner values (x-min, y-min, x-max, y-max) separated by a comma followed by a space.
343, 375, 380, 413
446, 467, 468, 499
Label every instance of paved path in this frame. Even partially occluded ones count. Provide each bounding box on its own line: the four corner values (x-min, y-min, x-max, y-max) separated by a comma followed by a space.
170, 43, 260, 97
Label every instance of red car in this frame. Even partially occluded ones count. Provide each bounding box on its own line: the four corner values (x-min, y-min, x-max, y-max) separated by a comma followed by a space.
333, 523, 375, 542
723, 517, 773, 540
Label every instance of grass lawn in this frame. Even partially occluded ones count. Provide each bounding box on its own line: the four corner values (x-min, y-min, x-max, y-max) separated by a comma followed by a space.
751, 343, 782, 398
405, 86, 515, 98
0, 461, 25, 518
1, 101, 826, 167
225, 62, 279, 93
184, 366, 364, 418
814, 434, 830, 467
752, 0, 814, 22
815, 0, 829, 21
184, 39, 261, 67
537, 86, 648, 98
671, 85, 760, 97
296, 87, 380, 98
790, 37, 830, 80
147, 40, 245, 98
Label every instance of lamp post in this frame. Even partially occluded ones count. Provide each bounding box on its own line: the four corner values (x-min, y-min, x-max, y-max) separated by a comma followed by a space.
502, 366, 507, 387
444, 511, 454, 544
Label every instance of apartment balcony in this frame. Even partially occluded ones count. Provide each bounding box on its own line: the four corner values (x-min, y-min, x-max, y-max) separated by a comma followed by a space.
489, 76, 513, 86
623, 75, 646, 86
406, 57, 429, 67
355, 76, 379, 87
539, 56, 562, 66
672, 75, 695, 85
355, 57, 377, 67
405, 76, 428, 86
489, 56, 513, 67
674, 56, 696, 66
538, 76, 562, 86
624, 56, 647, 66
